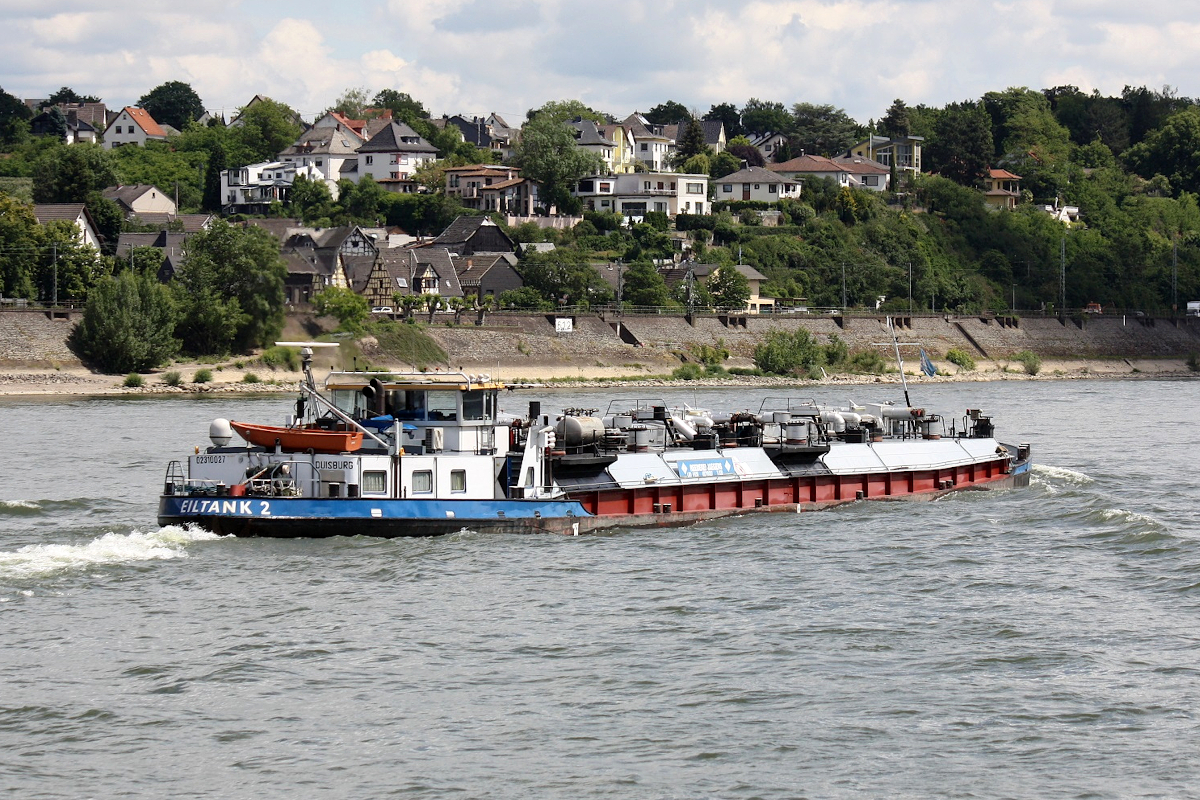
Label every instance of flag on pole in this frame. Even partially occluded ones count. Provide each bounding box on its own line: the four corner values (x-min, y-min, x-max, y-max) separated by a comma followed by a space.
920, 348, 937, 377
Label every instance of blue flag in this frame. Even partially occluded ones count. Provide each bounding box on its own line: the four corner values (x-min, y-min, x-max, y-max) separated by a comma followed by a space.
920, 348, 937, 377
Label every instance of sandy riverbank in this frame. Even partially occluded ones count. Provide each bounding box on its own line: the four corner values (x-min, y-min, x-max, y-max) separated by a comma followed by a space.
0, 356, 1194, 398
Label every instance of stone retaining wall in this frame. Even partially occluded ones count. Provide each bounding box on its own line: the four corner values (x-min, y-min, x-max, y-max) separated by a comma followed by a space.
0, 310, 82, 366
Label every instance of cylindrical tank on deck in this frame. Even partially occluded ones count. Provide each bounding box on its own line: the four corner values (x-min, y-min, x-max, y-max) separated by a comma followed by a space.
631, 425, 652, 452
556, 416, 605, 447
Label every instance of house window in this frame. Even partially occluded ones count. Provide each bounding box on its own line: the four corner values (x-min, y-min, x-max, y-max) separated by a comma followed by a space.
686, 183, 703, 193
365, 155, 373, 165
599, 182, 611, 192
722, 184, 732, 193
644, 181, 651, 191
315, 159, 323, 167
640, 143, 648, 151
451, 470, 466, 493
412, 470, 433, 493
769, 184, 777, 193
114, 126, 122, 134
395, 277, 407, 288
363, 471, 387, 493
864, 176, 878, 186
670, 182, 676, 190
754, 184, 760, 189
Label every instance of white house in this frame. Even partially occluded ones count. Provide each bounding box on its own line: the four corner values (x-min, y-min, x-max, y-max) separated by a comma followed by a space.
102, 107, 168, 149
276, 122, 364, 199
749, 132, 788, 162
769, 154, 891, 192
33, 204, 102, 250
574, 172, 710, 219
102, 184, 177, 217
220, 161, 324, 215
356, 121, 440, 191
715, 166, 801, 203
622, 114, 673, 171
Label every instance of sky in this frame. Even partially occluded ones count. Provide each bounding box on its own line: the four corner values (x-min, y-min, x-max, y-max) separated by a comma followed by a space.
3, 0, 1199, 126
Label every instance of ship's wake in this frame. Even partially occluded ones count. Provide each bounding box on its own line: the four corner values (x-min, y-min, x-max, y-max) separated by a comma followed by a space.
0, 526, 221, 580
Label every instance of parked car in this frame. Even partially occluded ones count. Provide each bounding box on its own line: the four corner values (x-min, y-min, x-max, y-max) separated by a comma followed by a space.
371, 306, 393, 314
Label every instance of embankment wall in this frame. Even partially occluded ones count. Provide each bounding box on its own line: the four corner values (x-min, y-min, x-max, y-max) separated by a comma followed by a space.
3, 309, 1199, 372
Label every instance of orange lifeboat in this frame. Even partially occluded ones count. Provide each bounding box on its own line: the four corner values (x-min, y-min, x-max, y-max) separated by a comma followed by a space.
230, 421, 363, 454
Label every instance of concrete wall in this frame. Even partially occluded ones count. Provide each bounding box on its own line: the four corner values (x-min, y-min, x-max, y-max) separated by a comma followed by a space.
0, 310, 82, 366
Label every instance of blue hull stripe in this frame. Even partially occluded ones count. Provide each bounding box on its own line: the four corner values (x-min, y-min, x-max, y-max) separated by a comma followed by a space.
158, 496, 593, 522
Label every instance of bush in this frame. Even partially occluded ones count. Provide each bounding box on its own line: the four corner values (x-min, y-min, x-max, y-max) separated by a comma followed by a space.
754, 329, 824, 376
193, 368, 213, 384
848, 350, 888, 373
946, 348, 976, 371
161, 371, 183, 386
1014, 350, 1041, 375
123, 373, 144, 388
824, 334, 849, 367
242, 372, 261, 384
671, 363, 705, 381
259, 345, 299, 371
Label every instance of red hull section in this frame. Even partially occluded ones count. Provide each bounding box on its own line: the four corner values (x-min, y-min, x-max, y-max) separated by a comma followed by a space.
568, 455, 1016, 522
230, 421, 363, 454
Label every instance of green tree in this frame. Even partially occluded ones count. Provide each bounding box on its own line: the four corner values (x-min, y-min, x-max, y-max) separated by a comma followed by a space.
499, 285, 552, 309
108, 142, 205, 210
621, 262, 672, 306
709, 150, 743, 179
32, 143, 119, 203
371, 89, 428, 121
753, 328, 824, 376
172, 220, 286, 354
312, 286, 370, 332
44, 107, 68, 141
879, 99, 911, 137
287, 173, 335, 223
203, 142, 226, 213
84, 191, 123, 256
46, 87, 100, 105
228, 98, 303, 164
327, 87, 370, 119
69, 269, 179, 372
925, 101, 994, 186
0, 195, 41, 298
1124, 108, 1200, 196
513, 102, 604, 213
672, 116, 710, 167
789, 103, 863, 157
138, 81, 206, 131
708, 266, 751, 310
0, 86, 32, 145
741, 99, 791, 136
645, 100, 690, 126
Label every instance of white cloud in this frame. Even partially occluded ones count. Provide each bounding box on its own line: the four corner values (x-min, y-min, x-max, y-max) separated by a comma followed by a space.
5, 0, 1200, 125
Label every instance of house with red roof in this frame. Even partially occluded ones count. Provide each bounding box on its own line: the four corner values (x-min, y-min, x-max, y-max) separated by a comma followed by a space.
102, 107, 168, 149
984, 169, 1022, 210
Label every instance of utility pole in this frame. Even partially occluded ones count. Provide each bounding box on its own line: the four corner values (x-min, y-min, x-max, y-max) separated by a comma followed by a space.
841, 262, 847, 309
1012, 284, 1016, 312
51, 242, 57, 308
907, 261, 912, 314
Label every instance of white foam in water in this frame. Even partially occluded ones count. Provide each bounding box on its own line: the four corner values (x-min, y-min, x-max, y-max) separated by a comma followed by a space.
1032, 464, 1095, 485
0, 500, 41, 510
1099, 508, 1163, 529
0, 526, 222, 579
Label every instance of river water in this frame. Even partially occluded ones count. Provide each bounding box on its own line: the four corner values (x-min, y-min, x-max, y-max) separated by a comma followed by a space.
1, 379, 1198, 799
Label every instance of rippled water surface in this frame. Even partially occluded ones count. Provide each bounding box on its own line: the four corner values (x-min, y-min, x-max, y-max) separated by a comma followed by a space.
2, 380, 1199, 798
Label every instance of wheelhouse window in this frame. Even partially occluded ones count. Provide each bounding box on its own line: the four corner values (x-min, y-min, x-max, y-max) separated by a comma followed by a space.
462, 389, 494, 421
412, 470, 433, 493
426, 390, 457, 421
451, 470, 466, 492
363, 471, 387, 493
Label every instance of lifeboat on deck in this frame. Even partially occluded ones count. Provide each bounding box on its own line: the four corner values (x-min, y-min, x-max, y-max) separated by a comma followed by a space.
230, 421, 363, 454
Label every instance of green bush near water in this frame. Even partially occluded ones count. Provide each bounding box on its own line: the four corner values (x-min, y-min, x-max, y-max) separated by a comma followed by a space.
946, 348, 977, 371
123, 373, 144, 388
193, 368, 213, 384
1014, 350, 1042, 375
259, 345, 300, 372
161, 371, 183, 386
